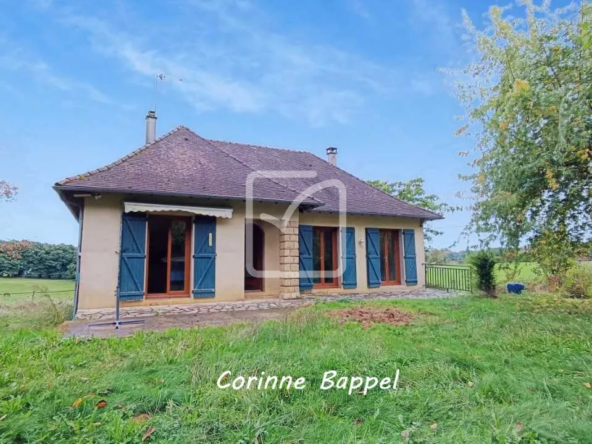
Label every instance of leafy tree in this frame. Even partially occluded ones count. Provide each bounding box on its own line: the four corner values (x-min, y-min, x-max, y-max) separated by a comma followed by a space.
453, 0, 592, 282
0, 240, 31, 276
0, 241, 76, 279
367, 178, 459, 245
425, 248, 451, 264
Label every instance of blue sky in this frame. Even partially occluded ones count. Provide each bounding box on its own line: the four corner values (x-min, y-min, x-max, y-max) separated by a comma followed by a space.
0, 0, 504, 249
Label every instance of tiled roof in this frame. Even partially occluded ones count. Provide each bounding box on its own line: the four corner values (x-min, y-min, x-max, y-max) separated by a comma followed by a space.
56, 126, 442, 220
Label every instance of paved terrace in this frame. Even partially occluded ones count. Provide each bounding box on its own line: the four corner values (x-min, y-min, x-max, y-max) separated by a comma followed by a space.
65, 289, 458, 338
76, 289, 456, 321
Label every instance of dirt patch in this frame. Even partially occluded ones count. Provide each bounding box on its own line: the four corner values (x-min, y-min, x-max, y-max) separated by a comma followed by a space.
330, 308, 414, 329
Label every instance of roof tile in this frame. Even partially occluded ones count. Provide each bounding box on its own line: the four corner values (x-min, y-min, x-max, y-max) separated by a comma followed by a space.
56, 126, 442, 220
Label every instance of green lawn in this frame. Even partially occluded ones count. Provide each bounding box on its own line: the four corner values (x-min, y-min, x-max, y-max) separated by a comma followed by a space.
1, 295, 592, 442
428, 261, 592, 290
0, 277, 75, 304
495, 261, 541, 282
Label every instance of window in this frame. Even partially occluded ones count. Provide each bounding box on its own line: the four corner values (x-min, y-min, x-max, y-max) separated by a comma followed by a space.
312, 227, 338, 288
379, 229, 401, 285
147, 215, 192, 297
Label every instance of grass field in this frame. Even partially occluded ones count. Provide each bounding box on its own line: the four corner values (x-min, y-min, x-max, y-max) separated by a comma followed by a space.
1, 294, 592, 442
427, 262, 592, 292
0, 278, 75, 304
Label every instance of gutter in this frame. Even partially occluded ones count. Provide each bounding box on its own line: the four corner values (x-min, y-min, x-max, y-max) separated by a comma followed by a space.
52, 185, 324, 209
302, 209, 443, 221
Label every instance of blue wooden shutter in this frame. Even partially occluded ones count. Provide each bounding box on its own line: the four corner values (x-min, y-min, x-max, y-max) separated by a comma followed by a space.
366, 228, 381, 288
341, 227, 357, 289
119, 213, 147, 301
299, 225, 314, 291
193, 217, 216, 298
402, 229, 418, 285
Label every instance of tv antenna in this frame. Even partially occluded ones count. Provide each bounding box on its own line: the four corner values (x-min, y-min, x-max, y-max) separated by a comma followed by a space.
152, 73, 183, 112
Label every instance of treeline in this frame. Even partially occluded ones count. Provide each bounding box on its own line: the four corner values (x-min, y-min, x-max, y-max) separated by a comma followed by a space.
0, 240, 76, 279
428, 247, 592, 265
427, 248, 535, 265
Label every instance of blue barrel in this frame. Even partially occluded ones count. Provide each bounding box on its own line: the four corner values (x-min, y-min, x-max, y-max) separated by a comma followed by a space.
506, 283, 525, 294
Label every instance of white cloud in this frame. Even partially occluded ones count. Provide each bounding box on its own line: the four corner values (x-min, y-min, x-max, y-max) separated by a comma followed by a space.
348, 0, 372, 21
52, 0, 438, 125
0, 44, 115, 106
409, 0, 460, 56
26, 0, 53, 10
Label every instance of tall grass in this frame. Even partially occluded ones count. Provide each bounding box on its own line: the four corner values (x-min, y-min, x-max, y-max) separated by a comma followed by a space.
1, 296, 592, 442
0, 286, 72, 330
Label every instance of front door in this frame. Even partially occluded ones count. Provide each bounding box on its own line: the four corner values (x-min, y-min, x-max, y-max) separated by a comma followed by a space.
147, 215, 192, 297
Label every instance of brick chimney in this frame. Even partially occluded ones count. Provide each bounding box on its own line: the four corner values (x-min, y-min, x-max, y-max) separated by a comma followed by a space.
326, 147, 337, 166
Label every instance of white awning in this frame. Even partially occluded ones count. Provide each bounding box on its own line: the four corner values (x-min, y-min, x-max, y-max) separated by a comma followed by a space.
124, 202, 233, 218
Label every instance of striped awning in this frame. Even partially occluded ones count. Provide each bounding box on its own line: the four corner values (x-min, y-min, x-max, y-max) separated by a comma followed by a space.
123, 202, 233, 218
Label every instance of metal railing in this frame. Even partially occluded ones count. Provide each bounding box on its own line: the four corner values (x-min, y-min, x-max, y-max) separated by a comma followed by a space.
425, 264, 473, 292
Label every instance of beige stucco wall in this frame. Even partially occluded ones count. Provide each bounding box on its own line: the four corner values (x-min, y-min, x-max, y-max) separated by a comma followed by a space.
77, 195, 123, 309
258, 220, 281, 295
76, 194, 426, 311
214, 202, 245, 302
77, 195, 294, 309
298, 212, 426, 290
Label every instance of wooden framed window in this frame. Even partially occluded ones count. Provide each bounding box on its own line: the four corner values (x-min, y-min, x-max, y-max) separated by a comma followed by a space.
379, 229, 402, 285
146, 215, 192, 298
312, 227, 339, 288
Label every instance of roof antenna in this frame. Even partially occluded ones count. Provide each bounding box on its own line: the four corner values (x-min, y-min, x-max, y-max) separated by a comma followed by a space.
152, 73, 183, 112
153, 73, 166, 112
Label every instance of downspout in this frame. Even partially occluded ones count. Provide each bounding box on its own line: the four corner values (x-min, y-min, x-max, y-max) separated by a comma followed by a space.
420, 218, 425, 288
72, 203, 84, 319
53, 188, 85, 319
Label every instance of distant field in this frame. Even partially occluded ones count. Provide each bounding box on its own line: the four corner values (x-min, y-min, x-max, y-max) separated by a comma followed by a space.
495, 262, 541, 283
495, 261, 592, 283
0, 278, 75, 304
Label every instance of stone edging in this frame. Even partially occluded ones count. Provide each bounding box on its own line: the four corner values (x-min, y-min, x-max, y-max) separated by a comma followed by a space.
76, 289, 457, 321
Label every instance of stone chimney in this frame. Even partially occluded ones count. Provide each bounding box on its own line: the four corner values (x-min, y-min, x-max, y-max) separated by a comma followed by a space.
326, 147, 337, 166
145, 110, 157, 144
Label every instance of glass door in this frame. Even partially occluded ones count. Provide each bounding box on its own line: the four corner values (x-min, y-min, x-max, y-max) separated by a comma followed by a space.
168, 219, 190, 293
147, 216, 191, 297
379, 229, 401, 285
312, 227, 338, 288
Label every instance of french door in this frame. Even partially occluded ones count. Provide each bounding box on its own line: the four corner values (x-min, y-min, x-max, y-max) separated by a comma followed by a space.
146, 215, 192, 297
379, 229, 402, 285
312, 227, 339, 288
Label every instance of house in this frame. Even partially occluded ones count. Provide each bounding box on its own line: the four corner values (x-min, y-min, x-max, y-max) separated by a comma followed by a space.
54, 111, 442, 314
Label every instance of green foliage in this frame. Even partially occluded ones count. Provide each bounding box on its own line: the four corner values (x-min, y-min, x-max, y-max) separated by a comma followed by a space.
498, 259, 525, 283
0, 180, 17, 200
561, 264, 592, 299
425, 248, 451, 264
454, 1, 592, 282
469, 251, 497, 297
0, 240, 76, 279
367, 178, 459, 245
2, 296, 592, 441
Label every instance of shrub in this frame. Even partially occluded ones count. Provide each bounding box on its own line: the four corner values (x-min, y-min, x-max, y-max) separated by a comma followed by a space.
469, 251, 497, 298
561, 265, 592, 299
